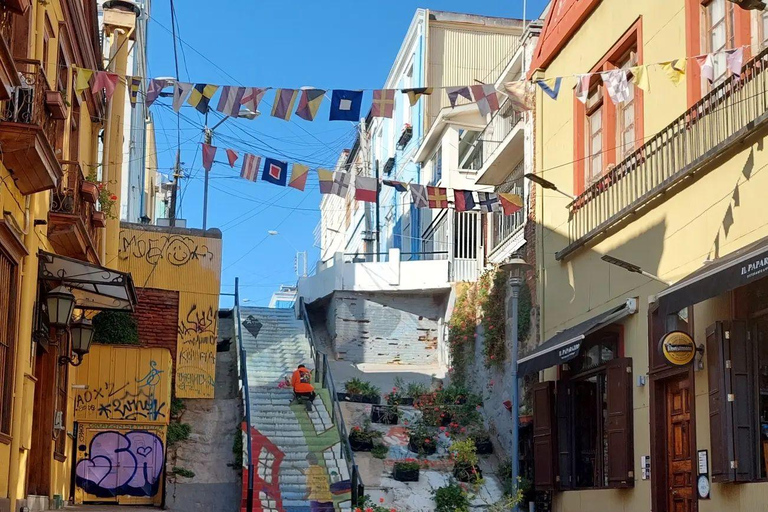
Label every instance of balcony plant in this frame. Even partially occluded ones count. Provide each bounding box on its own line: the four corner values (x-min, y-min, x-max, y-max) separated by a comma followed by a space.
467, 427, 493, 455
450, 438, 482, 483
392, 458, 420, 482
86, 170, 118, 219
45, 90, 67, 120
407, 421, 437, 456
397, 123, 413, 149
348, 421, 382, 452
343, 378, 381, 404
433, 483, 470, 512
371, 403, 399, 425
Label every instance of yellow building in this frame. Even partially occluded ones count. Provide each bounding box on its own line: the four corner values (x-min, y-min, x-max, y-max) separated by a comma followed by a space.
527, 1, 768, 512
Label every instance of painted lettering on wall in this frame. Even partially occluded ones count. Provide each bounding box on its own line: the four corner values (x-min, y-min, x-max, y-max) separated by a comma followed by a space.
75, 430, 165, 498
119, 232, 215, 267
176, 303, 217, 398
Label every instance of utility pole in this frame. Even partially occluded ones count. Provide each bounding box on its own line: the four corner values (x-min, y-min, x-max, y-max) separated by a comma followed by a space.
169, 0, 181, 228
169, 150, 181, 227
374, 159, 380, 262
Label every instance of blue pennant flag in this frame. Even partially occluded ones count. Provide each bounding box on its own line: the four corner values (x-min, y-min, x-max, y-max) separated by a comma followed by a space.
536, 77, 562, 100
262, 158, 288, 186
329, 90, 363, 121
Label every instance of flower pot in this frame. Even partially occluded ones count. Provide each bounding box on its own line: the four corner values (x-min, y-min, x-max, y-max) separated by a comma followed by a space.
392, 465, 419, 482
453, 462, 482, 483
400, 397, 415, 406
348, 435, 374, 452
81, 181, 99, 203
45, 90, 67, 120
92, 210, 107, 228
474, 438, 494, 455
371, 405, 398, 425
408, 437, 437, 456
341, 392, 380, 405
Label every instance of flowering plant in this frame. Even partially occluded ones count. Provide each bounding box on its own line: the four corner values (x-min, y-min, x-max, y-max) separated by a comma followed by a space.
87, 169, 118, 219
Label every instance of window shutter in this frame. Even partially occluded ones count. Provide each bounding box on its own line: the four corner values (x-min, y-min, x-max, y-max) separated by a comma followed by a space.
730, 320, 757, 482
707, 321, 735, 482
556, 380, 573, 490
606, 357, 634, 488
532, 381, 557, 490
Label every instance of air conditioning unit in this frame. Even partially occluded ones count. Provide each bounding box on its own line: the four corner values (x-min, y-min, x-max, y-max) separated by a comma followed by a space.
727, 0, 766, 9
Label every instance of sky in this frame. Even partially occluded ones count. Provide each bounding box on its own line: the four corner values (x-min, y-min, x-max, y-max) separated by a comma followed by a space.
145, 0, 550, 306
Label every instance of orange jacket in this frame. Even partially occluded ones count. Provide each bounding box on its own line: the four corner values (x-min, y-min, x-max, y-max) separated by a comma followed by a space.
292, 368, 314, 393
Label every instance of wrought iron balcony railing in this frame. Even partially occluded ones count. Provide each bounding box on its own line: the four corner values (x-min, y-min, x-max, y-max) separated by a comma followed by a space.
559, 46, 768, 260
3, 58, 59, 148
461, 99, 524, 172
50, 161, 101, 251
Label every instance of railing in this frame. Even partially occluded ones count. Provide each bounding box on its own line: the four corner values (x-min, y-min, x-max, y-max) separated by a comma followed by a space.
51, 161, 101, 250
3, 59, 59, 148
489, 162, 525, 254
421, 210, 482, 282
299, 299, 363, 505
462, 98, 524, 171
234, 278, 255, 512
561, 46, 768, 260
0, 8, 14, 46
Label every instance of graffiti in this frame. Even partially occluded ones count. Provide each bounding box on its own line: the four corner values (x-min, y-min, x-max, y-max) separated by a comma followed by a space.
119, 232, 215, 267
176, 303, 217, 398
245, 425, 285, 512
75, 430, 164, 499
178, 303, 217, 337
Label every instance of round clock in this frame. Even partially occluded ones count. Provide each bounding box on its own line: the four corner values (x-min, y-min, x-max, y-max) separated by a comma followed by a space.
697, 474, 710, 499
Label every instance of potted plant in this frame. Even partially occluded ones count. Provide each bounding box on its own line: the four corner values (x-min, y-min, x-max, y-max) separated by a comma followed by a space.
433, 483, 470, 512
81, 179, 99, 203
468, 428, 494, 455
392, 458, 420, 482
451, 438, 482, 483
407, 422, 437, 456
87, 170, 118, 219
45, 89, 67, 120
348, 421, 382, 452
371, 403, 399, 425
343, 378, 381, 404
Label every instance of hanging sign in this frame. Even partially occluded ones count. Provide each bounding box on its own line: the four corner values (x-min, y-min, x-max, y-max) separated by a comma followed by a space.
659, 331, 697, 366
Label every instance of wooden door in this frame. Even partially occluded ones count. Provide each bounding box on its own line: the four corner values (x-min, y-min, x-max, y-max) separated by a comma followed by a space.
666, 376, 696, 512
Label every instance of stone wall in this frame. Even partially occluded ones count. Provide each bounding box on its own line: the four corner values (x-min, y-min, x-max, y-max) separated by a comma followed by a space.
326, 291, 448, 365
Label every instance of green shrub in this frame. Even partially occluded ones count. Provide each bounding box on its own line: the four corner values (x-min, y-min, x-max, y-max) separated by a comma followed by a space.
371, 444, 388, 459
433, 483, 470, 512
172, 467, 195, 478
92, 311, 139, 345
232, 427, 243, 466
171, 398, 185, 417
167, 423, 191, 445
344, 378, 381, 399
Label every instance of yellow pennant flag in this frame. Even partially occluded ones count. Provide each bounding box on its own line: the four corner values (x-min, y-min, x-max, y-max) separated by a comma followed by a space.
629, 65, 650, 92
75, 66, 94, 93
661, 59, 686, 85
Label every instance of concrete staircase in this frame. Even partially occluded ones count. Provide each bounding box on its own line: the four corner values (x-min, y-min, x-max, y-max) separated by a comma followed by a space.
240, 307, 352, 512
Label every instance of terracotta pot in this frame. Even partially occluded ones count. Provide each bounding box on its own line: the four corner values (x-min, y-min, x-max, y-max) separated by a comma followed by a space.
81, 181, 99, 203
45, 90, 67, 120
92, 210, 106, 228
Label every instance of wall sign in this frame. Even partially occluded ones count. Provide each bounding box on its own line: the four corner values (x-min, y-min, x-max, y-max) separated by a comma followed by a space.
697, 450, 710, 499
659, 331, 697, 366
641, 455, 651, 480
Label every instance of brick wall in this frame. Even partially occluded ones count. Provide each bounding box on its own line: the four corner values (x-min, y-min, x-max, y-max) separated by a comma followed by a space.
327, 291, 447, 365
133, 287, 180, 364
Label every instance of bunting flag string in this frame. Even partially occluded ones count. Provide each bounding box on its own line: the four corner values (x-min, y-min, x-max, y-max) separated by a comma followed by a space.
201, 143, 217, 173
536, 77, 562, 100
240, 154, 261, 182
128, 76, 142, 106
295, 89, 325, 121
271, 89, 299, 121
354, 176, 378, 203
288, 163, 309, 191
226, 148, 239, 168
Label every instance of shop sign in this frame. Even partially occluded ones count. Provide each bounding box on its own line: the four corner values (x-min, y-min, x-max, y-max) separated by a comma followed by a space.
659, 331, 697, 366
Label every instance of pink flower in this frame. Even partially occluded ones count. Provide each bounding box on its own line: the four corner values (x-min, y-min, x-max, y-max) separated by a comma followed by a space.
380, 497, 385, 503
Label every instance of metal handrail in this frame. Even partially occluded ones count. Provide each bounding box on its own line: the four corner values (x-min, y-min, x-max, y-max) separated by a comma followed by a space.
234, 278, 254, 512
299, 298, 363, 505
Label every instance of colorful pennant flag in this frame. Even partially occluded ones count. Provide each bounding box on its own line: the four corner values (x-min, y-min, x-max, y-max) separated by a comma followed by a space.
146, 79, 167, 107
726, 47, 744, 78
202, 143, 217, 173
240, 154, 261, 182
403, 87, 434, 106
330, 171, 351, 197
355, 176, 378, 203
128, 76, 142, 106
173, 82, 194, 112
498, 193, 524, 215
75, 67, 93, 93
661, 59, 686, 85
427, 186, 449, 209
446, 86, 472, 108
295, 89, 325, 121
695, 54, 715, 84
226, 148, 238, 168
262, 158, 288, 186
217, 86, 246, 117
471, 85, 501, 116
188, 84, 219, 114
241, 87, 267, 113
477, 192, 500, 212
271, 89, 299, 121
453, 190, 476, 212
383, 180, 408, 192
575, 74, 591, 104
536, 77, 562, 100
92, 71, 119, 100
371, 89, 395, 118
600, 69, 630, 104
329, 90, 363, 121
501, 81, 532, 112
410, 184, 429, 208
629, 65, 650, 92
288, 163, 309, 191
318, 169, 334, 194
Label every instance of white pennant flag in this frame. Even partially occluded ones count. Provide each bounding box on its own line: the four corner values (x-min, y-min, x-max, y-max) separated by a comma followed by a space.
600, 69, 631, 104
726, 47, 744, 78
173, 82, 193, 112
575, 74, 591, 104
696, 54, 715, 84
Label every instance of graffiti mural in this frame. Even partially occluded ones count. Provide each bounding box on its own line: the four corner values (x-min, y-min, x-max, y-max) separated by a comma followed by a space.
176, 301, 218, 398
75, 430, 165, 499
119, 232, 215, 267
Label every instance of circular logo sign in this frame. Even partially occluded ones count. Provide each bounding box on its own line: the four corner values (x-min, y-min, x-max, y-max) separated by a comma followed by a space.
660, 331, 696, 366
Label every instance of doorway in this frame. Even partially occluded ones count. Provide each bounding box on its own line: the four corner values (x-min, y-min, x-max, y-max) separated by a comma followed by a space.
664, 375, 696, 512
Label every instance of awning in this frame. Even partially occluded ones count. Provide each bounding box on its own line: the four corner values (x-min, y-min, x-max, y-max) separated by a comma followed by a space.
518, 298, 637, 376
38, 251, 138, 311
656, 235, 768, 316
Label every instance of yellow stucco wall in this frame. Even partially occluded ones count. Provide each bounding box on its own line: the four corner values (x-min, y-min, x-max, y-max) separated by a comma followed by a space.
534, 2, 768, 511
117, 224, 222, 398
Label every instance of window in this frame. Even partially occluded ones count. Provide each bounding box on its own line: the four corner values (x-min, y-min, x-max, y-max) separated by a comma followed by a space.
404, 62, 414, 126
0, 248, 17, 438
429, 145, 442, 185
760, 10, 768, 49
585, 87, 603, 185
704, 0, 736, 84
617, 56, 637, 160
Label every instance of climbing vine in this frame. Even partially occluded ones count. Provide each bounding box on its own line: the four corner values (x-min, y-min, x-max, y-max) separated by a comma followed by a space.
447, 282, 477, 385
93, 311, 139, 345
478, 268, 508, 369
517, 279, 532, 343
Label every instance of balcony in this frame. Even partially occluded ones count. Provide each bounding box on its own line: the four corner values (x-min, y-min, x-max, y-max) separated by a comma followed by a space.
0, 58, 62, 195
0, 9, 21, 101
487, 162, 526, 264
48, 162, 102, 264
463, 99, 524, 185
421, 209, 482, 282
558, 47, 768, 260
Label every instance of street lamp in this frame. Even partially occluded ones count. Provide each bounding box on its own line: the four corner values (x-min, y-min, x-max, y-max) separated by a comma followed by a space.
60, 318, 95, 367
601, 255, 670, 285
268, 230, 307, 277
524, 173, 575, 201
46, 285, 76, 328
498, 256, 532, 507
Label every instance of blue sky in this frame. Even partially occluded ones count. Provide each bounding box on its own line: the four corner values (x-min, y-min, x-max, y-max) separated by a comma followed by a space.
145, 0, 549, 305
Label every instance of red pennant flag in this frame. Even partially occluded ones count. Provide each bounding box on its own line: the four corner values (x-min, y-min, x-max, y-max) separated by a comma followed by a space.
498, 193, 523, 215
202, 143, 217, 172
226, 148, 238, 168
91, 71, 120, 100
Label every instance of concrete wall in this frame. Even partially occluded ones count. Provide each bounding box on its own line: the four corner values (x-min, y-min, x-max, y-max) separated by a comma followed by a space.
326, 291, 447, 365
